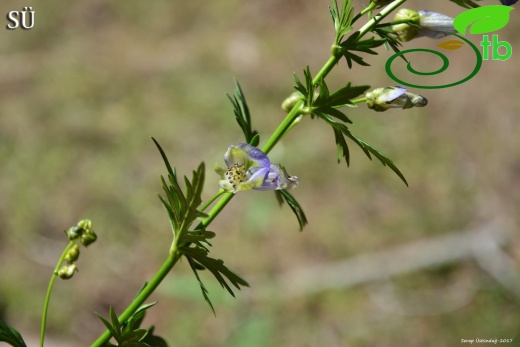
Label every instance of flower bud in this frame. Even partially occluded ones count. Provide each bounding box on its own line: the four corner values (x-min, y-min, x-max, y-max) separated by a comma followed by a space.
77, 219, 93, 233
281, 92, 303, 113
392, 9, 420, 42
392, 9, 455, 42
64, 244, 80, 263
417, 10, 455, 39
81, 229, 97, 247
57, 264, 77, 280
365, 86, 427, 112
65, 226, 83, 241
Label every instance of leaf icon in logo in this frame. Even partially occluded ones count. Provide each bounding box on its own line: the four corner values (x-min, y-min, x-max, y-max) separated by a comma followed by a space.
437, 40, 465, 50
454, 5, 514, 35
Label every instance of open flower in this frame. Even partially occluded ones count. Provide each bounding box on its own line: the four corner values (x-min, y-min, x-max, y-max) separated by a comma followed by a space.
392, 9, 455, 42
365, 86, 427, 112
215, 143, 299, 193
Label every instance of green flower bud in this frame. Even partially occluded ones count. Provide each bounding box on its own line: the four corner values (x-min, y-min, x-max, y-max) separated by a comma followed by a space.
392, 9, 421, 42
77, 219, 93, 233
392, 9, 455, 42
281, 92, 303, 113
65, 226, 83, 241
81, 229, 97, 247
366, 86, 427, 112
64, 244, 80, 263
57, 264, 77, 280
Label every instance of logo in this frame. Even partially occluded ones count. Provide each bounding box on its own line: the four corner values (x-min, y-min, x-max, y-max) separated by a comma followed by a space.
385, 5, 514, 89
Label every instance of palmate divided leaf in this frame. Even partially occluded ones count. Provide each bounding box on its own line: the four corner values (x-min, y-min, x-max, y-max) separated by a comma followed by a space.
153, 138, 249, 313
290, 67, 406, 185
338, 32, 387, 68
227, 80, 260, 147
329, 0, 354, 45
320, 114, 408, 186
96, 306, 165, 347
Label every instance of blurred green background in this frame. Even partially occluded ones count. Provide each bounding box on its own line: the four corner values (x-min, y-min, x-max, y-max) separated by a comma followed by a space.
1, 0, 519, 346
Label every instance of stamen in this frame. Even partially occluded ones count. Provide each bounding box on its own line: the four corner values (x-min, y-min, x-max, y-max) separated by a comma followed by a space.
225, 163, 246, 188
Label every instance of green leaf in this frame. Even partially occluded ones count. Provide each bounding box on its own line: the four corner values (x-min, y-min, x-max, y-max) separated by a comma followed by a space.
293, 72, 307, 96
152, 137, 176, 180
333, 128, 350, 165
454, 5, 513, 35
227, 80, 259, 145
123, 311, 146, 335
373, 27, 408, 63
343, 51, 371, 69
140, 326, 169, 347
141, 334, 168, 347
318, 114, 408, 186
315, 108, 352, 124
327, 83, 370, 107
0, 320, 27, 347
155, 140, 207, 239
96, 310, 121, 343
249, 133, 260, 147
338, 32, 386, 68
134, 302, 157, 318
302, 66, 314, 108
314, 78, 330, 106
329, 0, 354, 44
120, 329, 148, 344
186, 256, 216, 314
110, 307, 123, 342
275, 190, 308, 231
181, 246, 249, 303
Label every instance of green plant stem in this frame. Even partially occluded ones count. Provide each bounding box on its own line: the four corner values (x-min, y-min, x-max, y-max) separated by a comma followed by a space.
357, 0, 407, 38
374, 18, 413, 28
90, 2, 408, 344
40, 240, 76, 347
202, 0, 409, 246
200, 189, 226, 212
352, 2, 377, 24
351, 97, 367, 104
90, 252, 181, 347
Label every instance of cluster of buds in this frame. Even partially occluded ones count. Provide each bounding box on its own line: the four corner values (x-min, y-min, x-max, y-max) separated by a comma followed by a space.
58, 219, 97, 279
65, 219, 97, 247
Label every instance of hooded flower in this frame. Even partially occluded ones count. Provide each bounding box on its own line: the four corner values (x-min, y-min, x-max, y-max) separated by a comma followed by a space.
215, 143, 299, 193
392, 9, 456, 42
365, 86, 428, 112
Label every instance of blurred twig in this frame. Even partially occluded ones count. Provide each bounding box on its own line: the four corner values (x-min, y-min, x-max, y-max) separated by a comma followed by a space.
253, 221, 518, 302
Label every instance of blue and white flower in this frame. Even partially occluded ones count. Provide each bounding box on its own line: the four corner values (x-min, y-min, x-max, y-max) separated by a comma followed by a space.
392, 9, 456, 42
366, 86, 428, 112
215, 143, 299, 193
